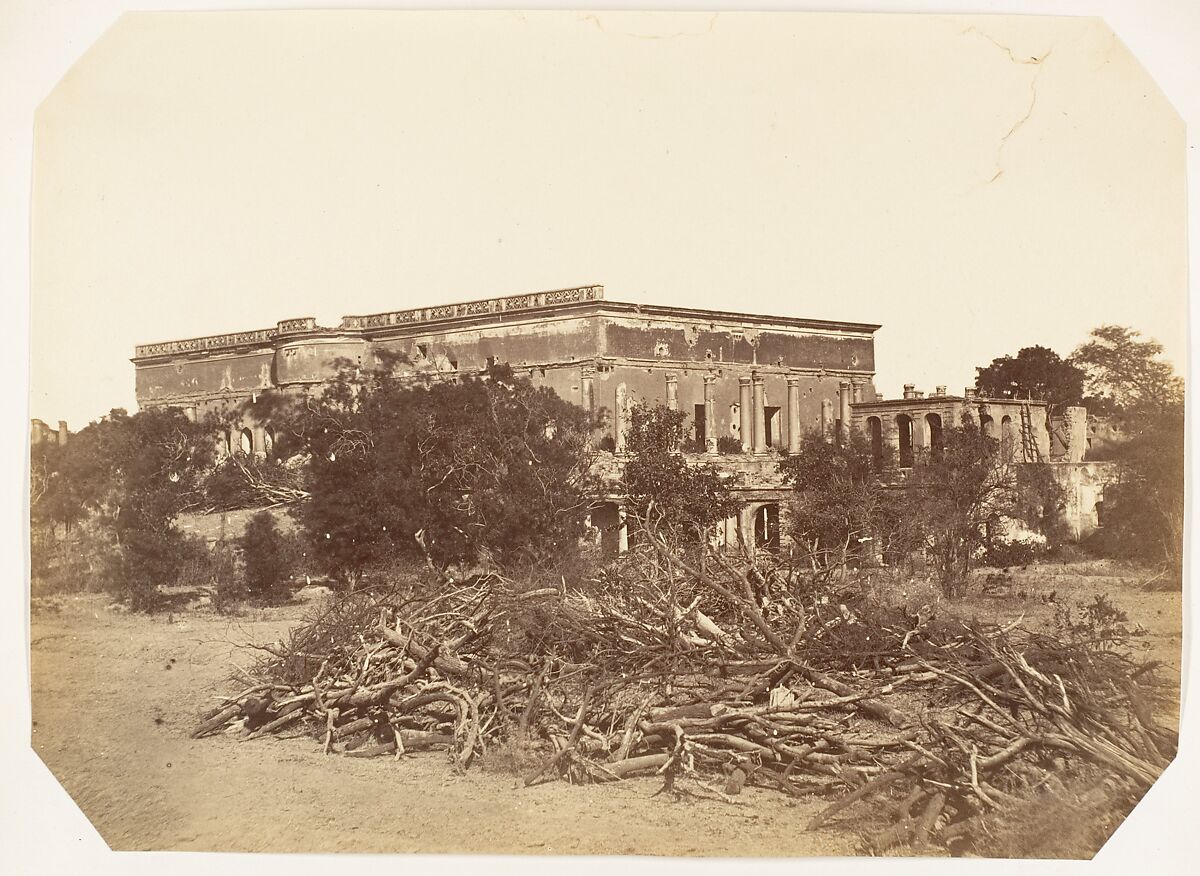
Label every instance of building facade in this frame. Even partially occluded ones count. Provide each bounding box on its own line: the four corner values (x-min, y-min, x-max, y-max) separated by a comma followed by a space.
133, 283, 1109, 553
133, 284, 881, 555
849, 385, 1053, 471
133, 284, 881, 455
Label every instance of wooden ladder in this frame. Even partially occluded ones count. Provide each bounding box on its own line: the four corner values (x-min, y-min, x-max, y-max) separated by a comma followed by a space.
1019, 403, 1043, 463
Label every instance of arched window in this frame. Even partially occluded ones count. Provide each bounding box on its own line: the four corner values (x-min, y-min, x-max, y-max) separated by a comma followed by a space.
263, 427, 275, 459
754, 504, 780, 551
240, 428, 254, 456
867, 417, 884, 471
925, 413, 944, 461
980, 413, 996, 440
896, 414, 914, 468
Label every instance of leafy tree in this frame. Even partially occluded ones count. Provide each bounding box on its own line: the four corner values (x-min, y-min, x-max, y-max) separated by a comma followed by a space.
1066, 326, 1183, 579
1090, 410, 1184, 580
619, 404, 738, 552
974, 345, 1085, 415
272, 362, 594, 584
778, 432, 889, 571
1069, 325, 1184, 416
30, 407, 217, 608
239, 511, 292, 603
902, 418, 1064, 597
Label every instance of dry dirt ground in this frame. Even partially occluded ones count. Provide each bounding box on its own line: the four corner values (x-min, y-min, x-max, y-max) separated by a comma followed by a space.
28, 560, 1181, 857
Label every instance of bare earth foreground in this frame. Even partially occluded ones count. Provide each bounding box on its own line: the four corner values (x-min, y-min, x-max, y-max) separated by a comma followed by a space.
30, 562, 1181, 857
30, 595, 853, 856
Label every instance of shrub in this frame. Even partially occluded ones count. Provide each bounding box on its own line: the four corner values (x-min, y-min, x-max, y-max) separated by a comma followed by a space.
716, 435, 743, 454
983, 517, 1049, 568
239, 511, 292, 604
104, 526, 192, 611
30, 522, 116, 596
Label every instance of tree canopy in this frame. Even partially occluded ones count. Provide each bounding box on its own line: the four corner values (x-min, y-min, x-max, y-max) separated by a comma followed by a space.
31, 406, 217, 608
974, 345, 1084, 413
778, 432, 892, 571
1069, 325, 1184, 416
278, 362, 595, 581
619, 404, 737, 549
900, 418, 1063, 595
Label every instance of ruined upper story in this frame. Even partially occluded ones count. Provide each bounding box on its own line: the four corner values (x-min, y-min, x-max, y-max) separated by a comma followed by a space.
132, 284, 880, 414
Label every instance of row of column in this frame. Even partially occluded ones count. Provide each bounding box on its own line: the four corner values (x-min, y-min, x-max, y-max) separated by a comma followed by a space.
611, 370, 811, 454
582, 366, 867, 455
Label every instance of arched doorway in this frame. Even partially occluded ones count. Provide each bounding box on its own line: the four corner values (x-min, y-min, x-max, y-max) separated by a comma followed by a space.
867, 417, 884, 471
924, 413, 943, 461
896, 415, 914, 468
239, 428, 254, 456
754, 503, 780, 551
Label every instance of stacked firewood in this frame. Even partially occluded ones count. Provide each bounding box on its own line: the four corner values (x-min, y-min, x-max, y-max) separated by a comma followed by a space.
192, 549, 1175, 855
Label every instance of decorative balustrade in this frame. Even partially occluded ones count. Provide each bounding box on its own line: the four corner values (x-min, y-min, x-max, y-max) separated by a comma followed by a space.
339, 284, 604, 330
134, 328, 277, 358
135, 285, 604, 358
276, 317, 317, 334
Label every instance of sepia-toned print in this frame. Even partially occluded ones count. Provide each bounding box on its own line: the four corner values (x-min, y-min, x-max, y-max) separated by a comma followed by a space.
27, 11, 1185, 861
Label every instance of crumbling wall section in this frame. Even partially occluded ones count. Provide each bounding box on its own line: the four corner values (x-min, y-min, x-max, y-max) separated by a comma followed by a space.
1051, 461, 1118, 541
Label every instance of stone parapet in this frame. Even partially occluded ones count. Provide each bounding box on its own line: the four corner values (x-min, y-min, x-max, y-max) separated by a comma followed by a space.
339, 284, 604, 330
134, 328, 277, 359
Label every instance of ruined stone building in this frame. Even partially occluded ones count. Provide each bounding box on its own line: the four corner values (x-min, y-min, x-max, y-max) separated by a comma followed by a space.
30, 419, 69, 447
850, 386, 1053, 471
850, 386, 1108, 540
133, 283, 1106, 554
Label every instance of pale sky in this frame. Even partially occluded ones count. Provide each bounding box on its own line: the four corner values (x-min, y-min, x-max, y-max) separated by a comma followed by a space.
31, 11, 1187, 428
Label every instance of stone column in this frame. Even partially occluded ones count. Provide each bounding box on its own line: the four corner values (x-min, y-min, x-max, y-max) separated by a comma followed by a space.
912, 414, 928, 453
786, 376, 802, 454
580, 366, 595, 422
253, 425, 268, 460
838, 381, 852, 445
1063, 405, 1088, 463
740, 504, 757, 560
883, 414, 900, 467
614, 382, 628, 452
703, 373, 718, 453
617, 505, 629, 555
738, 377, 753, 452
820, 398, 835, 443
752, 373, 767, 454
665, 374, 678, 412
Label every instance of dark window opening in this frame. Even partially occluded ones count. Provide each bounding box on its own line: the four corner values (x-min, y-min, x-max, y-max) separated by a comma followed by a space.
925, 413, 944, 461
896, 415, 914, 468
867, 417, 883, 471
764, 406, 781, 447
754, 504, 781, 551
693, 404, 707, 448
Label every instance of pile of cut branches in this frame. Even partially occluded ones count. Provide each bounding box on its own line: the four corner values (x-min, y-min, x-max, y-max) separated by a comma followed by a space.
192, 541, 1174, 856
